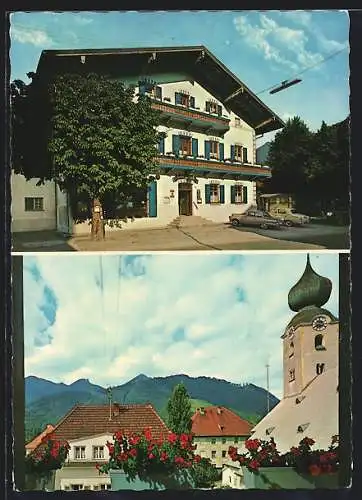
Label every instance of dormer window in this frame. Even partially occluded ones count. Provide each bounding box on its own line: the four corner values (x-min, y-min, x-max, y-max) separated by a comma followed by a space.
205, 100, 222, 116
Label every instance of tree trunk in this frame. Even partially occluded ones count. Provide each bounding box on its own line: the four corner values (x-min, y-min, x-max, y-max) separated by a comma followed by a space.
91, 198, 105, 240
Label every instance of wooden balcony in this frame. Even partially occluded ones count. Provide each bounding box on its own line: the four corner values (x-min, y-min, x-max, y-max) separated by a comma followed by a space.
157, 154, 271, 180
151, 98, 230, 134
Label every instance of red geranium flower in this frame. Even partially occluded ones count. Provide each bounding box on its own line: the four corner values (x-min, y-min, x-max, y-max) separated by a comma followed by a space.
309, 464, 322, 476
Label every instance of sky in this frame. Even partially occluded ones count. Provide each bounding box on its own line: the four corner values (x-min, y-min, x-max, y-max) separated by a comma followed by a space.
9, 10, 349, 145
22, 252, 340, 399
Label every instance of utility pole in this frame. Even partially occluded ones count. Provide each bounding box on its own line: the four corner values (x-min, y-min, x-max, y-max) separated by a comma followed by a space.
266, 363, 270, 413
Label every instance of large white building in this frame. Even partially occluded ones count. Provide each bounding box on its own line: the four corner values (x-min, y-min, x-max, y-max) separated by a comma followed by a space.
11, 46, 284, 234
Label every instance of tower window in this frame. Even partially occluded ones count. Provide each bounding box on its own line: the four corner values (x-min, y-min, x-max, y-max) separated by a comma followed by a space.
289, 369, 295, 382
315, 334, 326, 351
289, 340, 294, 357
316, 363, 325, 375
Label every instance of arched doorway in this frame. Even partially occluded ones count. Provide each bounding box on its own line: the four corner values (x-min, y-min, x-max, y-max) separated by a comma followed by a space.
178, 182, 193, 216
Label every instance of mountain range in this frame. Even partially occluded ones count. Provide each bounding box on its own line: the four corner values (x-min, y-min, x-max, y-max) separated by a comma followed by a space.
25, 374, 279, 441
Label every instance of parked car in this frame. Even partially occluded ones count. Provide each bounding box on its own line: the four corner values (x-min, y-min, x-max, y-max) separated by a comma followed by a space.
229, 210, 283, 229
269, 207, 310, 226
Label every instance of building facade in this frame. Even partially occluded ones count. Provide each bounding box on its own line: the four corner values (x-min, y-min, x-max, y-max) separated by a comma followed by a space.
247, 255, 339, 453
191, 406, 252, 469
11, 46, 284, 234
27, 403, 170, 491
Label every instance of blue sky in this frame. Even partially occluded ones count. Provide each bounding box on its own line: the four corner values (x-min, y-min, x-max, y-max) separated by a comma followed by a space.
23, 253, 339, 399
9, 10, 349, 144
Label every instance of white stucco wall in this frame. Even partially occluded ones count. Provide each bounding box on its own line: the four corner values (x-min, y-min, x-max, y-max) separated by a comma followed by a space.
11, 173, 56, 232
221, 465, 244, 489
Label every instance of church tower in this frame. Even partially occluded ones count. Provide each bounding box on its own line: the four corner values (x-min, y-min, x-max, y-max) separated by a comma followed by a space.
282, 255, 339, 398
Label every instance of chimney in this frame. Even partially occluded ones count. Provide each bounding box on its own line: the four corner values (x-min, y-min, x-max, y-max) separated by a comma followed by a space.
217, 407, 222, 415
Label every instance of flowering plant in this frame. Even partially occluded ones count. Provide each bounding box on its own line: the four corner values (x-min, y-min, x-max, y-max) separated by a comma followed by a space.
228, 435, 339, 477
25, 436, 70, 475
229, 437, 286, 473
97, 428, 202, 481
284, 435, 339, 476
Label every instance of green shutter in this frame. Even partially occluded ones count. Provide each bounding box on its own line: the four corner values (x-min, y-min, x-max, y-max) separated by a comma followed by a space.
219, 143, 224, 161
231, 185, 236, 203
205, 184, 211, 204
231, 145, 235, 160
220, 185, 225, 204
156, 86, 162, 100
148, 181, 157, 217
172, 135, 180, 156
243, 186, 248, 204
205, 101, 210, 112
192, 138, 198, 157
204, 141, 211, 160
243, 147, 248, 163
217, 105, 222, 116
175, 92, 182, 105
190, 96, 195, 108
158, 137, 165, 154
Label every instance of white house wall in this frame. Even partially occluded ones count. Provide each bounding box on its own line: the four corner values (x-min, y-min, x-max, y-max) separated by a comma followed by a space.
11, 173, 56, 232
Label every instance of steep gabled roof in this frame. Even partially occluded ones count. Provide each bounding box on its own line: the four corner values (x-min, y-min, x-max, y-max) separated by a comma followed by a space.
26, 424, 55, 451
191, 406, 252, 437
42, 403, 169, 444
36, 45, 285, 135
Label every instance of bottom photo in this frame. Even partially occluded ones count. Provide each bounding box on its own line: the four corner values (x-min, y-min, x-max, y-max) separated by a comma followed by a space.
11, 252, 349, 491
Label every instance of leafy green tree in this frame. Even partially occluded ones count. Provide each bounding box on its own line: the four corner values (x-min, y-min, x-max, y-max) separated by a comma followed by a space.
11, 73, 165, 225
266, 116, 312, 199
167, 383, 193, 435
191, 457, 220, 488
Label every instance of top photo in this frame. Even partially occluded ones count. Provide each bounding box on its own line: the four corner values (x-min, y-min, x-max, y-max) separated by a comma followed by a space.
10, 10, 350, 252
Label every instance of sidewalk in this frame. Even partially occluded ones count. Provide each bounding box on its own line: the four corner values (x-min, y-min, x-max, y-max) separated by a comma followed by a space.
68, 224, 324, 252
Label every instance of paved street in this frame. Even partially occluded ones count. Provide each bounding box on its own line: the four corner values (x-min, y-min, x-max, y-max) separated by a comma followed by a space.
11, 224, 330, 252
231, 223, 350, 250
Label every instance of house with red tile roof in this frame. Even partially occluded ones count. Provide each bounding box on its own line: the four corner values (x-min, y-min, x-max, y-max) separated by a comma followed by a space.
29, 402, 170, 491
191, 406, 252, 469
25, 424, 55, 456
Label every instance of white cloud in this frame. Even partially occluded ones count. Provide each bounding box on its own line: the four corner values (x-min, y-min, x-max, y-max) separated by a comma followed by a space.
23, 254, 340, 400
233, 13, 341, 73
10, 25, 53, 46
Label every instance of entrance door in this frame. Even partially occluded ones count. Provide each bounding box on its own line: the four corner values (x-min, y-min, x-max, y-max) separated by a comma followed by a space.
178, 183, 193, 216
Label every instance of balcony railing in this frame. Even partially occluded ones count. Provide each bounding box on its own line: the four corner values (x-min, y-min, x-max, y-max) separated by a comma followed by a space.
151, 98, 230, 133
157, 154, 271, 179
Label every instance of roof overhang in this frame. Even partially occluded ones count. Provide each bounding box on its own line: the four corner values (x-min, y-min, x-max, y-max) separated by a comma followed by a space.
36, 46, 285, 135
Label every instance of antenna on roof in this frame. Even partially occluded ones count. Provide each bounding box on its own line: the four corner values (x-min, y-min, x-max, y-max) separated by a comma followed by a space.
107, 387, 113, 421
266, 363, 270, 414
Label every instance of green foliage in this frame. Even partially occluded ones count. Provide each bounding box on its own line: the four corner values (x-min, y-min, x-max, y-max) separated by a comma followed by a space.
167, 384, 193, 435
190, 457, 220, 488
264, 116, 350, 214
11, 73, 164, 209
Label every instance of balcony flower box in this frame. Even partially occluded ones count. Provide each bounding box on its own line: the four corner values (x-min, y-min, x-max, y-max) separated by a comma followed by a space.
98, 429, 199, 492
242, 467, 339, 490
229, 436, 339, 490
110, 469, 194, 491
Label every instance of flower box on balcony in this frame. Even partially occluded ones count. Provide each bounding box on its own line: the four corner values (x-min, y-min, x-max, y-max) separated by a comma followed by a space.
242, 467, 339, 490
110, 469, 194, 491
163, 97, 171, 102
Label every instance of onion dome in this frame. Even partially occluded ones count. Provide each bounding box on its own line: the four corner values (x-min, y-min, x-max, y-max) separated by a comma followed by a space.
288, 255, 332, 312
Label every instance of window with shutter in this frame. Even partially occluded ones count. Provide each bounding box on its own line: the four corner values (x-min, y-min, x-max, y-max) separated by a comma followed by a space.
210, 184, 220, 203
155, 86, 162, 100
234, 145, 243, 162
209, 141, 219, 160
233, 185, 244, 204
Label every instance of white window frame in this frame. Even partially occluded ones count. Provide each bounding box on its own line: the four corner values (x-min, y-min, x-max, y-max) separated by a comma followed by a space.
210, 184, 220, 204
234, 145, 243, 162
209, 141, 219, 159
74, 446, 86, 460
24, 197, 44, 212
92, 445, 104, 459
